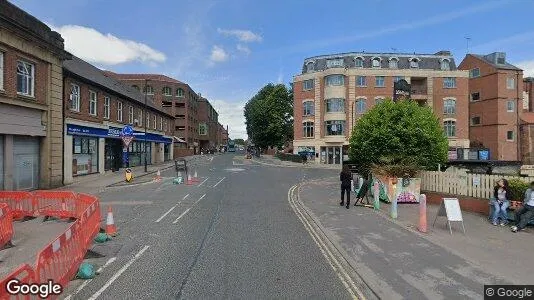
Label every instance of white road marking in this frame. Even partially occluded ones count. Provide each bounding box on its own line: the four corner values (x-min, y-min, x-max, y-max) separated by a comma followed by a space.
197, 177, 209, 187
64, 257, 117, 300
212, 177, 226, 187
155, 194, 190, 223
183, 194, 189, 200
88, 246, 149, 300
172, 194, 206, 224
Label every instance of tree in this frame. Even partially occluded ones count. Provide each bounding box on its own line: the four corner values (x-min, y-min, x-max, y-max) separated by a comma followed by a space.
244, 83, 293, 149
348, 98, 448, 177
233, 138, 245, 145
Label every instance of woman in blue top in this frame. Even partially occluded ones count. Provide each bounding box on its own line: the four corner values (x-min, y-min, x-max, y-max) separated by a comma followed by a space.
492, 179, 511, 226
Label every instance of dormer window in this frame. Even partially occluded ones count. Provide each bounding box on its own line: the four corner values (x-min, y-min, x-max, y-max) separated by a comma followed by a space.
371, 57, 381, 68
326, 59, 344, 68
354, 57, 364, 68
306, 62, 314, 72
440, 59, 450, 71
410, 58, 419, 68
389, 57, 398, 69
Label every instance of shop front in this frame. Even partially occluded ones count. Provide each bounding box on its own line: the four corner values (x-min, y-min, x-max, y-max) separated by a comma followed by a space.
320, 146, 345, 165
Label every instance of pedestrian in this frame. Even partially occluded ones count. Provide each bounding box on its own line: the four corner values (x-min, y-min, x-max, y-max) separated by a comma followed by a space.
511, 181, 534, 232
491, 178, 511, 226
340, 165, 353, 209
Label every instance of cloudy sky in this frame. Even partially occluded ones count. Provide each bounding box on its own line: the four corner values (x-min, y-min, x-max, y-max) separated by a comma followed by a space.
11, 0, 534, 139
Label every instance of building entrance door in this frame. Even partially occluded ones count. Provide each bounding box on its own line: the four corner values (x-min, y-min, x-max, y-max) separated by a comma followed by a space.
105, 139, 122, 171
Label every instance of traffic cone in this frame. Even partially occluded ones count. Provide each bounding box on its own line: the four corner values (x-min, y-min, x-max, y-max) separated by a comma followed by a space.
186, 173, 193, 185
154, 169, 162, 182
192, 169, 199, 182
106, 206, 117, 236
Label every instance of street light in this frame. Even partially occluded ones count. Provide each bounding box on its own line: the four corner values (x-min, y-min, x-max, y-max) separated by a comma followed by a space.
144, 79, 150, 173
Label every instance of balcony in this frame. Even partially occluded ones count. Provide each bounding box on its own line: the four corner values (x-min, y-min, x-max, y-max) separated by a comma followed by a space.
410, 77, 427, 100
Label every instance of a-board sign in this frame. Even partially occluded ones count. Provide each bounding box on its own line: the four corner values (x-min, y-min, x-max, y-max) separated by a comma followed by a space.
125, 168, 133, 182
437, 198, 463, 221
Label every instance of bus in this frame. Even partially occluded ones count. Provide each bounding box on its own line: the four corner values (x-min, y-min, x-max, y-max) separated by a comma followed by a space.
228, 140, 236, 152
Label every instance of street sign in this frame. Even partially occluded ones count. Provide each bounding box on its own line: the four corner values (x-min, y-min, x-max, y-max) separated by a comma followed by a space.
122, 125, 134, 137
122, 136, 134, 148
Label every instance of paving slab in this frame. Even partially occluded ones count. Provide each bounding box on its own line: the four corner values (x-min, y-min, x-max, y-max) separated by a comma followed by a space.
0, 217, 72, 279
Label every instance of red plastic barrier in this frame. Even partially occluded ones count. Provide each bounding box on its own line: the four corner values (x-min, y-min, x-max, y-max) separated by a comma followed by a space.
0, 204, 13, 250
0, 192, 34, 220
33, 191, 78, 219
0, 264, 34, 300
77, 194, 101, 249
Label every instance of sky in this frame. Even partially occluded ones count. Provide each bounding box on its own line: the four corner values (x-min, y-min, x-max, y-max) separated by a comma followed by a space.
11, 0, 534, 140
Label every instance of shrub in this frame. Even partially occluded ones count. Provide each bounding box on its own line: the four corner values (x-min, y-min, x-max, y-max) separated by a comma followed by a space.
507, 179, 529, 201
275, 153, 303, 163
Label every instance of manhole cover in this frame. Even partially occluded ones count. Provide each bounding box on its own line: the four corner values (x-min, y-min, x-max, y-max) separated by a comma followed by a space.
225, 168, 245, 172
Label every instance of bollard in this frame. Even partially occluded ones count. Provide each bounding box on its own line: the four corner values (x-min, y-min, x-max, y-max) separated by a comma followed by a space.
418, 194, 427, 233
391, 183, 398, 219
373, 181, 380, 210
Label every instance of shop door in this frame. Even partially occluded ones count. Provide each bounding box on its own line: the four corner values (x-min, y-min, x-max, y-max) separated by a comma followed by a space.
105, 139, 123, 171
334, 147, 341, 164
13, 136, 40, 190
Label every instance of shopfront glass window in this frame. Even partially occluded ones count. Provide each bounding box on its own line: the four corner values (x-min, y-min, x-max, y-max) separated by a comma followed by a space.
73, 137, 98, 176
0, 136, 3, 189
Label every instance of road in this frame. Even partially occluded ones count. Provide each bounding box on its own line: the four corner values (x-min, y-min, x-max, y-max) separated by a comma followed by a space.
62, 153, 356, 299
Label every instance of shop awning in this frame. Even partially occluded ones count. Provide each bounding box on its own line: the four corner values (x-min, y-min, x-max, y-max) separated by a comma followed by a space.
173, 136, 186, 143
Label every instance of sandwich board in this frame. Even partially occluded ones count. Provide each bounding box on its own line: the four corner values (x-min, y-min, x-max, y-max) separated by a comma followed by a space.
432, 198, 466, 235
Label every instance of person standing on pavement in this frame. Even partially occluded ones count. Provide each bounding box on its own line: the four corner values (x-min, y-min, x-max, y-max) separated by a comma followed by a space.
340, 165, 353, 209
492, 179, 511, 226
511, 181, 534, 232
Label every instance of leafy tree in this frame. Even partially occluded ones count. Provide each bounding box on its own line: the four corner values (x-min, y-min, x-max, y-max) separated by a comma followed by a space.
233, 138, 245, 145
244, 83, 293, 149
348, 98, 448, 177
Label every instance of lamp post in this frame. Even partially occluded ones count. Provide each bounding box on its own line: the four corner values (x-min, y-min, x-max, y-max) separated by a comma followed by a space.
144, 79, 149, 173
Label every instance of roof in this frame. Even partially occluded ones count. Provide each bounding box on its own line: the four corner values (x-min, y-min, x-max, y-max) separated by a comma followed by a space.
520, 113, 534, 124
103, 71, 185, 84
301, 50, 457, 74
63, 56, 173, 118
470, 54, 522, 71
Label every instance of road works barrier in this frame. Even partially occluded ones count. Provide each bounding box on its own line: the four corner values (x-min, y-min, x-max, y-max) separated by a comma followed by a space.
0, 192, 101, 299
0, 204, 13, 249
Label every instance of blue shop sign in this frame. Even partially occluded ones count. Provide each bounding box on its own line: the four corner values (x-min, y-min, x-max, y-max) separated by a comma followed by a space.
67, 124, 172, 143
479, 150, 490, 160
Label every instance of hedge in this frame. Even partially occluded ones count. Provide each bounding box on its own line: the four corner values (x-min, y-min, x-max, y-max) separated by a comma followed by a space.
275, 153, 303, 163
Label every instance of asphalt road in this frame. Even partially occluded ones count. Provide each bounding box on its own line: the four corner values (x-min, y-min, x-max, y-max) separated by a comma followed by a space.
62, 153, 351, 300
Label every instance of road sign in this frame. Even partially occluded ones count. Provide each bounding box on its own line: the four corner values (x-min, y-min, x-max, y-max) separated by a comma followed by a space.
122, 125, 134, 136
122, 136, 134, 148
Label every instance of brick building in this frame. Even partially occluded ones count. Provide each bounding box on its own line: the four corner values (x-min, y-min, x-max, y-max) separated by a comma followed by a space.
63, 57, 174, 184
104, 72, 200, 156
293, 51, 469, 165
458, 52, 524, 161
217, 123, 229, 150
198, 96, 219, 152
520, 77, 534, 163
0, 1, 71, 190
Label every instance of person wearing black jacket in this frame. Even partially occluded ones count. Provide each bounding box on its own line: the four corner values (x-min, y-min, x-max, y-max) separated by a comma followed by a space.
340, 165, 353, 209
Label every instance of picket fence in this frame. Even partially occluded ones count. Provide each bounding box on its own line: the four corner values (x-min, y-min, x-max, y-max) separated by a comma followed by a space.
420, 171, 534, 199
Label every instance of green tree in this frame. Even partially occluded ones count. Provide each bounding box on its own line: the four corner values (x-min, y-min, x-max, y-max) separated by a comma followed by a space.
348, 98, 448, 177
233, 138, 245, 145
244, 83, 293, 149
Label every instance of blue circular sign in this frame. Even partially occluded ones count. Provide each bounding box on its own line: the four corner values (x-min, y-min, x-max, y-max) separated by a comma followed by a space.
122, 125, 133, 136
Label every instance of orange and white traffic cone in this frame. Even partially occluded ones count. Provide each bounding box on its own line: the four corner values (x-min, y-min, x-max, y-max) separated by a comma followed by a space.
154, 169, 162, 182
186, 173, 193, 185
106, 206, 117, 236
192, 169, 199, 182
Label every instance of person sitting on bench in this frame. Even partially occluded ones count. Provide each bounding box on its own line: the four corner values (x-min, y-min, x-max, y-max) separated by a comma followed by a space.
511, 181, 534, 233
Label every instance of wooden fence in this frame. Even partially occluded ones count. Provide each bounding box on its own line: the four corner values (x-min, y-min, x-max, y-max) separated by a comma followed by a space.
420, 171, 534, 199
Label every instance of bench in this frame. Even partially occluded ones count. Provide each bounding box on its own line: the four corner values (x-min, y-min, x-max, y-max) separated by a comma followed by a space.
488, 199, 534, 225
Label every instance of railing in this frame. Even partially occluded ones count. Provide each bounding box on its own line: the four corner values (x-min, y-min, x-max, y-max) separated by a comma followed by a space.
0, 204, 13, 250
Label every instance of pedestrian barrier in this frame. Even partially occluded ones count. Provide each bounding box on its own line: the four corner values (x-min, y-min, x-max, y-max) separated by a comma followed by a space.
0, 192, 101, 299
0, 203, 13, 249
0, 191, 34, 220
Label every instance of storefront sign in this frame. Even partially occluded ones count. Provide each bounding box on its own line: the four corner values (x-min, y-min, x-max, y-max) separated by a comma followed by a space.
478, 150, 489, 160
67, 124, 171, 143
393, 79, 411, 102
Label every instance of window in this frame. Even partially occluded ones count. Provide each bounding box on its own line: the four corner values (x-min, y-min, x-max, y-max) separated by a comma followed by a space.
326, 98, 345, 112
355, 99, 366, 113
146, 112, 150, 126
469, 68, 480, 78
303, 101, 314, 116
410, 58, 419, 68
89, 91, 97, 116
132, 85, 140, 91
176, 88, 184, 97
356, 76, 366, 87
104, 97, 110, 119
128, 106, 134, 124
306, 62, 314, 72
325, 74, 344, 86
507, 130, 514, 141
303, 122, 314, 138
0, 52, 4, 90
159, 117, 163, 131
354, 57, 364, 68
72, 137, 98, 176
326, 59, 344, 68
325, 120, 345, 136
389, 58, 398, 69
443, 99, 456, 114
471, 92, 480, 101
164, 120, 167, 132
16, 61, 34, 96
444, 120, 456, 137
394, 76, 404, 83
303, 79, 314, 91
507, 77, 515, 89
443, 77, 456, 88
117, 101, 123, 121
375, 97, 385, 105
372, 57, 381, 68
163, 86, 172, 96
70, 84, 80, 112
153, 115, 157, 129
138, 109, 143, 126
199, 123, 207, 135
471, 116, 481, 125
375, 76, 385, 87
507, 100, 515, 112
440, 59, 450, 71
143, 85, 154, 95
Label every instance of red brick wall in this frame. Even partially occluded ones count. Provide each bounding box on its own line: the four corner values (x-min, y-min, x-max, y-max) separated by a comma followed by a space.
293, 79, 315, 140
424, 191, 490, 216
432, 76, 469, 140
173, 148, 194, 157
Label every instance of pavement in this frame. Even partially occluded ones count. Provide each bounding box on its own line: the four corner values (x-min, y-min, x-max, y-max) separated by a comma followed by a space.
297, 178, 534, 299
253, 154, 341, 170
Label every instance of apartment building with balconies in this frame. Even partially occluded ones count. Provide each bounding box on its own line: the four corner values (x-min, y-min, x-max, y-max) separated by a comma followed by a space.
293, 50, 470, 165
